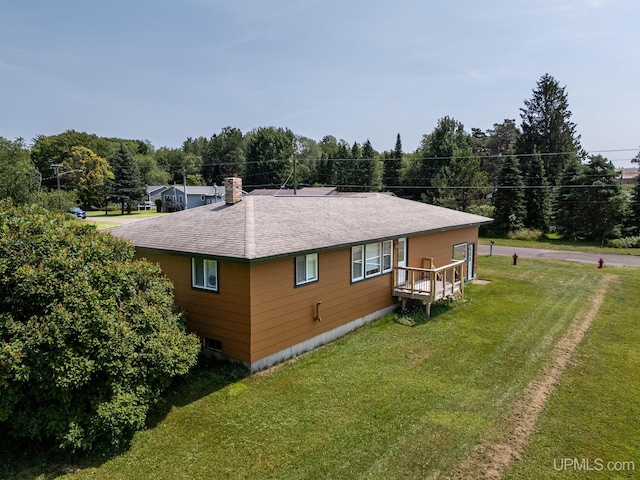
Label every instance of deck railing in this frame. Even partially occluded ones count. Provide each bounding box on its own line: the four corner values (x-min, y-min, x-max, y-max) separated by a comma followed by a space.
392, 259, 465, 313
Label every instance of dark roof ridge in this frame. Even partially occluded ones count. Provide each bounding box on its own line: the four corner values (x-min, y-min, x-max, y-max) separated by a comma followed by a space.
244, 197, 255, 258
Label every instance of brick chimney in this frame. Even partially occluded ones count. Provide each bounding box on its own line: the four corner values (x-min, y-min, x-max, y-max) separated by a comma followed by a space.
225, 177, 243, 205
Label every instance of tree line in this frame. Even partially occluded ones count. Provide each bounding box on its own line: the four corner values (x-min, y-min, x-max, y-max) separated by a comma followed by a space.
1, 73, 638, 242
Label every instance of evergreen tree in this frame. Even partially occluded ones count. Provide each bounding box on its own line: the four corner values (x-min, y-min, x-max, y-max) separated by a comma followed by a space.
629, 152, 640, 235
580, 155, 628, 241
383, 133, 403, 192
523, 150, 550, 231
554, 159, 586, 238
492, 155, 526, 234
333, 142, 351, 190
630, 174, 640, 236
517, 74, 582, 186
484, 119, 520, 185
359, 139, 381, 192
109, 143, 145, 214
417, 117, 472, 203
556, 156, 628, 241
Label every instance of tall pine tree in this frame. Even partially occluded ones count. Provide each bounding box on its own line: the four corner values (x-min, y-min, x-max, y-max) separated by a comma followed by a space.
383, 133, 403, 192
493, 155, 526, 234
109, 143, 145, 214
517, 74, 582, 186
523, 150, 550, 231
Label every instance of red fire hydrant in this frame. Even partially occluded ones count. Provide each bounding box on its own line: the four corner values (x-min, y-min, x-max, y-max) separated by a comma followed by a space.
598, 258, 604, 269
513, 253, 518, 266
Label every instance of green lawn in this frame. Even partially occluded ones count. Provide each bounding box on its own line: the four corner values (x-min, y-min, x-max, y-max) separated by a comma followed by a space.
480, 235, 640, 256
1, 257, 638, 479
85, 210, 166, 219
84, 210, 166, 229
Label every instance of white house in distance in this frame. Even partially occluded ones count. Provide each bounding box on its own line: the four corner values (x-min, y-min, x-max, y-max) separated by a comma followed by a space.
143, 184, 226, 211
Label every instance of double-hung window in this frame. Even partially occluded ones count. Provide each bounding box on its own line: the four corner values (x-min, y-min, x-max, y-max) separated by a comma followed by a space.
365, 243, 381, 276
351, 246, 364, 282
352, 240, 393, 282
192, 258, 218, 291
382, 240, 393, 272
295, 253, 318, 286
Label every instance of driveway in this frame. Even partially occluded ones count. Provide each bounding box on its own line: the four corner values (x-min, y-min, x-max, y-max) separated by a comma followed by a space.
478, 244, 640, 267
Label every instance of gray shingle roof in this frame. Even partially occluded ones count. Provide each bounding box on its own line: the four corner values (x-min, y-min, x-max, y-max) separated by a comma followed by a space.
110, 193, 493, 261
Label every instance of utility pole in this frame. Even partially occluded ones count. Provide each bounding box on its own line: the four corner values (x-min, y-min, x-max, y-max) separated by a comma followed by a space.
183, 167, 188, 209
293, 157, 297, 195
51, 164, 62, 191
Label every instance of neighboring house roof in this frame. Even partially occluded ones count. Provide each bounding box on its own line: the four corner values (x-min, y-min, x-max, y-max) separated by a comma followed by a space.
248, 187, 338, 196
111, 193, 493, 262
616, 167, 639, 183
147, 185, 167, 195
160, 185, 225, 196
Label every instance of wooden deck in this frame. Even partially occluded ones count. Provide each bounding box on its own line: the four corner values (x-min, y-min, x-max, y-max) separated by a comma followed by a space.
392, 259, 465, 316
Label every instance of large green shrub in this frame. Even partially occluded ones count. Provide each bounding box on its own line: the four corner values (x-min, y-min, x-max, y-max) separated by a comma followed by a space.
0, 201, 200, 450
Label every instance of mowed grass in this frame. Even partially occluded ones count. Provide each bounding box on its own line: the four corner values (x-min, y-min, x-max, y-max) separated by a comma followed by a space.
479, 236, 640, 256
503, 266, 640, 480
1, 257, 638, 479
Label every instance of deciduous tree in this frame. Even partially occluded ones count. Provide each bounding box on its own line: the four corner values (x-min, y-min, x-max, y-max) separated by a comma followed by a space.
62, 146, 114, 209
0, 201, 200, 450
244, 127, 295, 189
0, 137, 37, 204
202, 127, 245, 185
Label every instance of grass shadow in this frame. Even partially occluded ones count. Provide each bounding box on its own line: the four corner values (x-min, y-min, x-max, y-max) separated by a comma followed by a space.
393, 299, 453, 326
0, 356, 248, 480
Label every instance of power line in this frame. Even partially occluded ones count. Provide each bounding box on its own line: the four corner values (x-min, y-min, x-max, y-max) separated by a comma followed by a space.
196, 148, 639, 167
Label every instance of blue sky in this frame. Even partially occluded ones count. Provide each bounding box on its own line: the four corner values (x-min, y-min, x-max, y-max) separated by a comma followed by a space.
1, 0, 638, 166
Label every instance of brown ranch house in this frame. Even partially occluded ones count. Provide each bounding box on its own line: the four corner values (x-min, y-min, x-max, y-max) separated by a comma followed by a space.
111, 178, 493, 372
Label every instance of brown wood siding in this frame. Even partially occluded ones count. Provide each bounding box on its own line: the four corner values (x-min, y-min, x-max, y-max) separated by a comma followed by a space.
135, 225, 480, 366
406, 227, 479, 274
134, 250, 253, 362
249, 249, 396, 362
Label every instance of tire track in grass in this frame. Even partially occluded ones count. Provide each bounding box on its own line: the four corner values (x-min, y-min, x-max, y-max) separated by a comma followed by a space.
451, 274, 615, 480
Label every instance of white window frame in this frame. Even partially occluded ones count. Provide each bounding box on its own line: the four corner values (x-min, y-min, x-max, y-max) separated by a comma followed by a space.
295, 253, 318, 286
382, 240, 393, 273
351, 246, 364, 282
453, 243, 467, 261
352, 240, 393, 282
192, 258, 218, 291
365, 243, 381, 277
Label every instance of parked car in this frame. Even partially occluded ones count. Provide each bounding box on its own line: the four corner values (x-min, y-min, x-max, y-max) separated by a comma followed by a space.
70, 207, 86, 219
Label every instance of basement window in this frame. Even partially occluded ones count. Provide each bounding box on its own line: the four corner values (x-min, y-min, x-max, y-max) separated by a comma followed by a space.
203, 338, 222, 351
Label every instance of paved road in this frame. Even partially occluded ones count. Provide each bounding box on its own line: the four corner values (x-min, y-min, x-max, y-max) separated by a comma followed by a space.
478, 244, 640, 267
